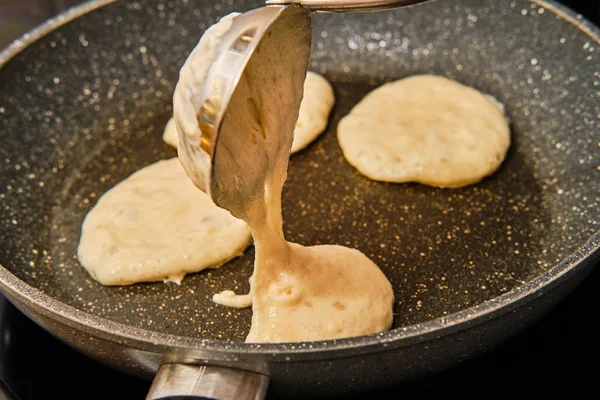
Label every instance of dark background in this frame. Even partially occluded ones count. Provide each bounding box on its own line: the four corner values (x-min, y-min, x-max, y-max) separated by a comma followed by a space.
0, 1, 599, 399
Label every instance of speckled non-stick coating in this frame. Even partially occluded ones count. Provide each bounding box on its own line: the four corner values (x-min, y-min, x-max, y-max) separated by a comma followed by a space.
0, 0, 599, 344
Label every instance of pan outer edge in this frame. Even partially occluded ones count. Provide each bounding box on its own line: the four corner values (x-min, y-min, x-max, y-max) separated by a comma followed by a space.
0, 0, 599, 360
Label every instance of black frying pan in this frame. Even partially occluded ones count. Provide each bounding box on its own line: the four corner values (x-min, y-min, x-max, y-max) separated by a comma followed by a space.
0, 0, 599, 398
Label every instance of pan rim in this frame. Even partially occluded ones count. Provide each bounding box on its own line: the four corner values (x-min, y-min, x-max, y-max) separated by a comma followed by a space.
0, 0, 599, 359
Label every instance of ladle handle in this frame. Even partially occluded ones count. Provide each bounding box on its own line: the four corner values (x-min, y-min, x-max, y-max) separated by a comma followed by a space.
265, 0, 431, 12
146, 363, 269, 400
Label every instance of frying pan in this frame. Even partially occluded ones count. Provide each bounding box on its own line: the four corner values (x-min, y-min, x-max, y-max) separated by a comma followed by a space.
0, 0, 599, 398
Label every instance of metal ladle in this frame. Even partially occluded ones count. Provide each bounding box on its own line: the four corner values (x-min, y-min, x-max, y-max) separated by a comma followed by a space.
158, 1, 430, 399
174, 0, 431, 219
267, 0, 432, 12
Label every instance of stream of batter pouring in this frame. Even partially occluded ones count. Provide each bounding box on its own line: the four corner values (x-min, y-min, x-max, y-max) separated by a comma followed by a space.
174, 13, 393, 343
215, 131, 394, 342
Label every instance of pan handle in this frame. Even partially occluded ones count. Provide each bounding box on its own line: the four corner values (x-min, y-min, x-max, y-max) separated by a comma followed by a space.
145, 363, 269, 400
265, 0, 431, 12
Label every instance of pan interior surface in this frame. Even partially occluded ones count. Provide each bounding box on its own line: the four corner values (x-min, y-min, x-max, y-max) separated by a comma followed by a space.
0, 0, 599, 343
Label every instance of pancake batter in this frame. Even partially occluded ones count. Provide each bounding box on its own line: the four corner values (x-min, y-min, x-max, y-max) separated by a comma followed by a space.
162, 116, 178, 148
291, 71, 335, 153
173, 12, 394, 342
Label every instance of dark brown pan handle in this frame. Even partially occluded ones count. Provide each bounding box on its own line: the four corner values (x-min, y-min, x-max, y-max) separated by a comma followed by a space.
146, 363, 269, 400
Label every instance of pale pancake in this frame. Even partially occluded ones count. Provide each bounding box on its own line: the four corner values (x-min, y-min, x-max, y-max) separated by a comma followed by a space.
165, 71, 334, 155
77, 158, 251, 285
337, 75, 510, 188
291, 71, 335, 153
162, 116, 178, 148
246, 243, 393, 343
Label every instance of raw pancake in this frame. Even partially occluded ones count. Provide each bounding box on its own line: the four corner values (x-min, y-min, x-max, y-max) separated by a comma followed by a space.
162, 116, 178, 148
166, 71, 334, 154
291, 71, 335, 152
246, 243, 393, 343
173, 12, 394, 342
77, 158, 251, 285
337, 75, 510, 188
